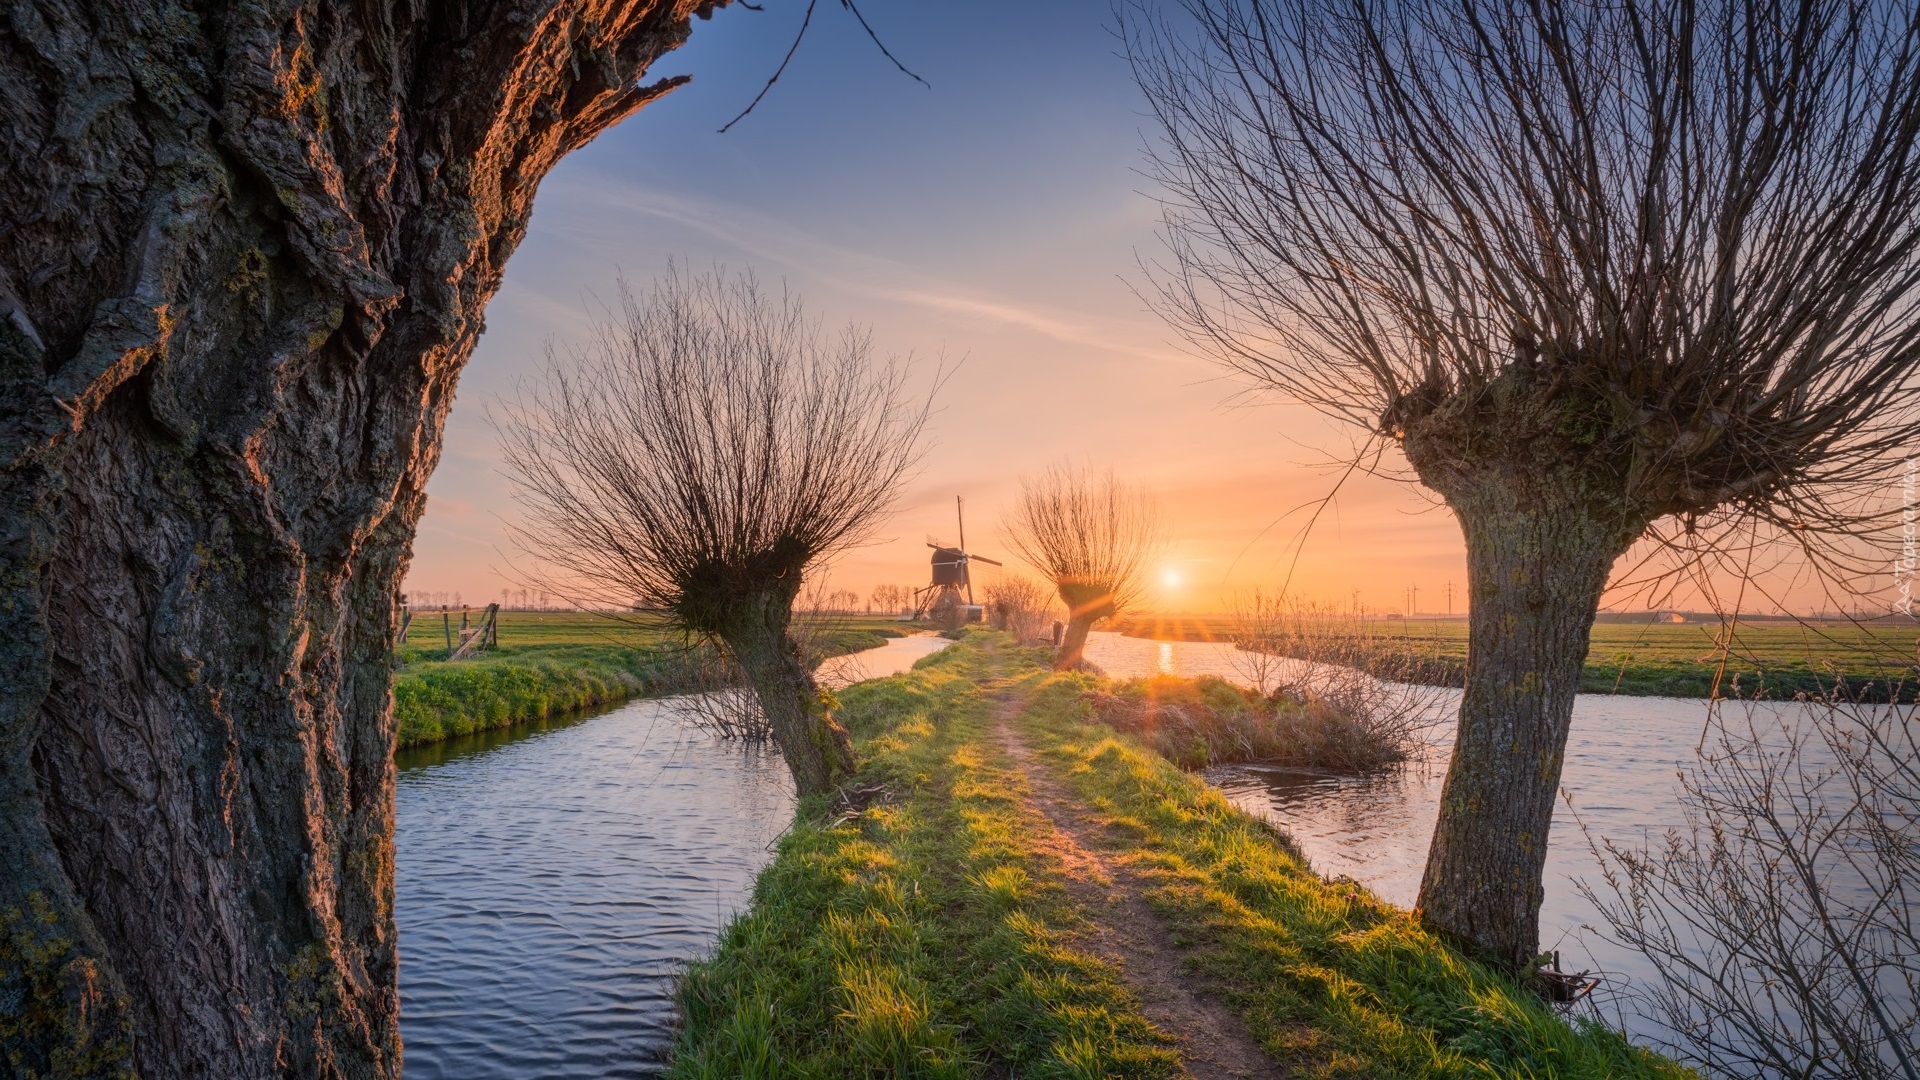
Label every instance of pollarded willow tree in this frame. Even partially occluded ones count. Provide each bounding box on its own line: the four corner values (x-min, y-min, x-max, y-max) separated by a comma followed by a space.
0, 1, 729, 1075
1004, 464, 1162, 670
1129, 0, 1920, 972
495, 270, 932, 798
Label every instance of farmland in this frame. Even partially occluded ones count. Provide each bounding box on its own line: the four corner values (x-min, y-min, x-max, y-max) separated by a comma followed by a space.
1110, 614, 1920, 698
391, 609, 909, 748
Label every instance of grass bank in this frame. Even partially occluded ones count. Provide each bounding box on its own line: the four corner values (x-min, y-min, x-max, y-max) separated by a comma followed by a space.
670, 633, 1182, 1078
668, 631, 1690, 1078
392, 610, 904, 750
1113, 614, 1920, 699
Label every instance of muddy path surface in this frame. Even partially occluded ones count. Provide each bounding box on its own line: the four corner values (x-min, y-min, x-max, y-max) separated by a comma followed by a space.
991, 695, 1283, 1080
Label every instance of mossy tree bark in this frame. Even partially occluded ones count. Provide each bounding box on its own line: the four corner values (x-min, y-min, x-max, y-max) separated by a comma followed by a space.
1401, 375, 1646, 974
717, 589, 855, 800
1414, 477, 1636, 971
0, 2, 715, 1075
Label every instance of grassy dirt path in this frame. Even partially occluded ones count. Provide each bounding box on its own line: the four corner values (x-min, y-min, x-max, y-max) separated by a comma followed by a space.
992, 692, 1282, 1079
666, 632, 1689, 1078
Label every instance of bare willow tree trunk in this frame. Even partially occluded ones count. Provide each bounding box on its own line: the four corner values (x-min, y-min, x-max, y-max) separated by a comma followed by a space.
1056, 595, 1116, 671
1056, 615, 1097, 671
1406, 399, 1643, 972
0, 2, 711, 1074
718, 591, 855, 799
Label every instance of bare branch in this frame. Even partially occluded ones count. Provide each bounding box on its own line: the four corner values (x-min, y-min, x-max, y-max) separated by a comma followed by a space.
1578, 697, 1920, 1079
719, 0, 929, 134
1002, 463, 1163, 669
493, 266, 936, 796
1129, 0, 1920, 559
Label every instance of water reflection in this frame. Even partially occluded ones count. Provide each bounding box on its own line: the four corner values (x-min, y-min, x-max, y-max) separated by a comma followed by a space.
396, 633, 949, 1078
817, 632, 952, 687
1079, 630, 1712, 1042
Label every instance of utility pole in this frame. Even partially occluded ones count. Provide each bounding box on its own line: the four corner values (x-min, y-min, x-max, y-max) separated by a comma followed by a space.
1410, 585, 1419, 617
1445, 580, 1454, 617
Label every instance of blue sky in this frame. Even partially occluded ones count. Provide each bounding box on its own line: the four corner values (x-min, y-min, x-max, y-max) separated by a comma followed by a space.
404, 0, 1491, 613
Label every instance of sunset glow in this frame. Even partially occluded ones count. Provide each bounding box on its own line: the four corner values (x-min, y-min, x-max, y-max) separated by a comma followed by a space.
397, 3, 1886, 619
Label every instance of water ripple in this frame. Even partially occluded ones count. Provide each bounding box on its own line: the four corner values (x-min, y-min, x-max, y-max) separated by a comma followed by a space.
396, 633, 946, 1077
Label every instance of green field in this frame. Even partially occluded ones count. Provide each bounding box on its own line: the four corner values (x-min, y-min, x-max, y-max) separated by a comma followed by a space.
399, 608, 679, 661
391, 609, 910, 749
1112, 614, 1920, 698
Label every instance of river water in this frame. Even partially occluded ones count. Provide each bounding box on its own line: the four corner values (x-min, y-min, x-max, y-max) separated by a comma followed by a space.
1080, 630, 1694, 925
396, 629, 1878, 1072
1077, 630, 1872, 1052
394, 633, 949, 1078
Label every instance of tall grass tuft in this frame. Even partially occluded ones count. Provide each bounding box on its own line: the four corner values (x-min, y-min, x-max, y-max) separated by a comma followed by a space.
1089, 671, 1436, 772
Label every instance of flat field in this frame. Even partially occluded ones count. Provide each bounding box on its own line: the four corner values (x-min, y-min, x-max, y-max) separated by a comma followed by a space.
391, 609, 912, 748
397, 608, 911, 662
1111, 614, 1920, 698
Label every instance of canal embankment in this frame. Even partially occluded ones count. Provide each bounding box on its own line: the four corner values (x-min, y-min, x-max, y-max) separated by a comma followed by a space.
665, 630, 1691, 1077
392, 612, 903, 749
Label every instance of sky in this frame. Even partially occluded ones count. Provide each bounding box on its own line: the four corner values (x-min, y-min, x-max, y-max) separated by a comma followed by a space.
401, 0, 1880, 617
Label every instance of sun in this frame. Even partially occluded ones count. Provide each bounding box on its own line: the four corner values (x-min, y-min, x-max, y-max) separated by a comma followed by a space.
1161, 566, 1182, 589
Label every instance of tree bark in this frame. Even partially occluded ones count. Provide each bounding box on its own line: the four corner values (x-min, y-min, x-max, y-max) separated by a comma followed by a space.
719, 592, 855, 801
1412, 468, 1637, 973
1055, 614, 1096, 671
0, 2, 717, 1075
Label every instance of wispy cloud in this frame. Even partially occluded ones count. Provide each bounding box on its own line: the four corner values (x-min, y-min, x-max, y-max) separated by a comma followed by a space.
873, 286, 1190, 367
537, 170, 1199, 369
545, 172, 903, 281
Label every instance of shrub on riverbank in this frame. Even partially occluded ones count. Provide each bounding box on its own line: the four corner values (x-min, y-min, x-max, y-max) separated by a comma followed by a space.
669, 632, 1691, 1078
1089, 673, 1432, 771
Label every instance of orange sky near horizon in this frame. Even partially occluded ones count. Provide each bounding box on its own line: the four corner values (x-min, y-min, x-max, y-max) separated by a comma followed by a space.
399, 1, 1905, 622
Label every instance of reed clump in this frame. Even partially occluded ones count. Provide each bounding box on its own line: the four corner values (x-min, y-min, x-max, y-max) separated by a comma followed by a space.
1088, 672, 1429, 772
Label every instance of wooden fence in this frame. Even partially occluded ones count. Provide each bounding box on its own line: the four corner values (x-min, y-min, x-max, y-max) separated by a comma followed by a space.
398, 603, 499, 659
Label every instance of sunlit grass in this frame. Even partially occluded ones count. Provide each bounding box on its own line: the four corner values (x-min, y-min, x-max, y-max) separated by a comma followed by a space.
668, 632, 1695, 1077
393, 645, 663, 747
391, 614, 902, 749
667, 633, 1180, 1078
1018, 669, 1696, 1078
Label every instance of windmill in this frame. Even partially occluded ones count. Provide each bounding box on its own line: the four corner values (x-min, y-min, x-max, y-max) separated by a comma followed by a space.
913, 496, 1002, 622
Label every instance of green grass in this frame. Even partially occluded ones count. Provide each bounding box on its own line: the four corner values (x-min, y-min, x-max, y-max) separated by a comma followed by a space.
668, 633, 1182, 1078
396, 609, 910, 663
1114, 614, 1920, 698
394, 644, 677, 748
668, 632, 1692, 1078
391, 610, 907, 749
1016, 668, 1692, 1078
